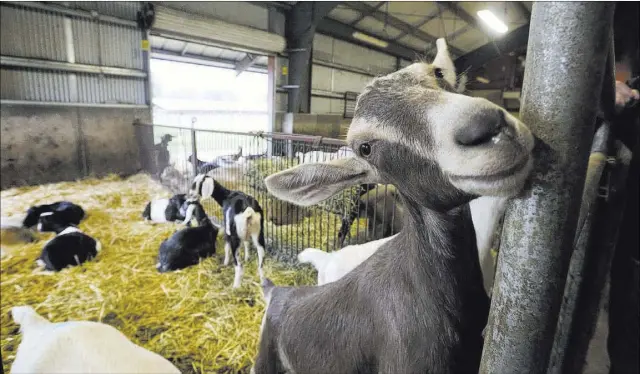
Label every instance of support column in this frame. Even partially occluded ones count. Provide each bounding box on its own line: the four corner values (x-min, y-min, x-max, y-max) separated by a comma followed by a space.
479, 3, 615, 374
286, 2, 336, 113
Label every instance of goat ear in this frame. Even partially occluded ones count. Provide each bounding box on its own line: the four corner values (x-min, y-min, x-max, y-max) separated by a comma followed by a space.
432, 38, 457, 88
265, 157, 377, 206
201, 177, 214, 197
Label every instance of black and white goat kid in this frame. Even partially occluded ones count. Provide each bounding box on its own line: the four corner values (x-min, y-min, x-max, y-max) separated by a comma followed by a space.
156, 201, 219, 272
36, 212, 101, 272
24, 201, 85, 228
190, 174, 266, 288
142, 194, 194, 225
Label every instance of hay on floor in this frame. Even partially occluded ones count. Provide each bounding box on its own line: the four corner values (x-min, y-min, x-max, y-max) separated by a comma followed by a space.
0, 173, 316, 374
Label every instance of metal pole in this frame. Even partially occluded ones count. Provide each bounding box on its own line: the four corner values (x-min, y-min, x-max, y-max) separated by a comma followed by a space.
190, 117, 198, 177
547, 40, 617, 374
480, 3, 615, 374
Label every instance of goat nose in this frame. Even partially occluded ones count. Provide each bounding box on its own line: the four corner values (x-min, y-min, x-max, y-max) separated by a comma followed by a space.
454, 109, 506, 147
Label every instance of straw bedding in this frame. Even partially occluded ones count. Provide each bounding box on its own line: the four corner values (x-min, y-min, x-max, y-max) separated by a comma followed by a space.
0, 173, 320, 374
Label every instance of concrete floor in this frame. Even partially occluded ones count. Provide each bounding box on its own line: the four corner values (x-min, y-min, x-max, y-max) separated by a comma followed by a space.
584, 281, 611, 374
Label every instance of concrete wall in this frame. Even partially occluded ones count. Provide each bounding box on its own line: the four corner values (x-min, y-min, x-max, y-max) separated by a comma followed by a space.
1, 105, 151, 190
274, 112, 343, 138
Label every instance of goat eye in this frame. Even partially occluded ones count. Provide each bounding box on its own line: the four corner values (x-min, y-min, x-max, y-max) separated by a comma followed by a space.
434, 68, 444, 79
359, 143, 372, 157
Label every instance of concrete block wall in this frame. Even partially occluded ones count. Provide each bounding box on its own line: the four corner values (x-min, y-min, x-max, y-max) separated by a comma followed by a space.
0, 105, 150, 190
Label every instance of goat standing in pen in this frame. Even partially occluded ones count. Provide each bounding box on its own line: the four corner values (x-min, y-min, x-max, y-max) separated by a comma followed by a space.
189, 174, 266, 288
253, 38, 535, 374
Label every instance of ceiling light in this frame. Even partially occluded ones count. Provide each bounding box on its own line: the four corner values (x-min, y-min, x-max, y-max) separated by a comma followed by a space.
477, 10, 508, 34
476, 76, 490, 84
352, 31, 389, 48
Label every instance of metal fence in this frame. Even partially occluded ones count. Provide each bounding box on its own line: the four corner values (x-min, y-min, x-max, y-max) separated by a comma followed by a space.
133, 120, 403, 260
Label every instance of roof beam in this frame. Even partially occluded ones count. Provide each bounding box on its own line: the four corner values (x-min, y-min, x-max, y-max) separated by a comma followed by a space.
349, 1, 385, 26
454, 23, 530, 73
235, 53, 258, 76
436, 1, 492, 40
391, 5, 442, 42
317, 17, 421, 62
341, 1, 464, 57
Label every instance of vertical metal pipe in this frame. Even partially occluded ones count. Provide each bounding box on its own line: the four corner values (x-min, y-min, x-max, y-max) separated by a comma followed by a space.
267, 56, 276, 158
547, 40, 617, 374
190, 117, 198, 177
480, 3, 615, 373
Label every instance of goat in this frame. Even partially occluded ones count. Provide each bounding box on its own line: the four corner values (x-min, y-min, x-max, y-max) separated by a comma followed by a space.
187, 146, 243, 174
336, 193, 508, 294
189, 174, 266, 288
298, 235, 397, 286
142, 193, 193, 225
156, 201, 219, 272
1, 215, 37, 244
337, 183, 404, 245
21, 201, 86, 229
253, 38, 535, 374
295, 145, 354, 164
10, 305, 181, 374
36, 212, 101, 272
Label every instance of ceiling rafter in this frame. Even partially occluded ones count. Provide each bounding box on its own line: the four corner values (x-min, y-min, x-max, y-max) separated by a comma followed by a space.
349, 1, 386, 26
341, 1, 465, 57
317, 17, 421, 62
436, 1, 493, 40
391, 4, 443, 42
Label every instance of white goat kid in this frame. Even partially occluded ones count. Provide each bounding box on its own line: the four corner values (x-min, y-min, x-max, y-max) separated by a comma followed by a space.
253, 38, 535, 374
10, 305, 180, 374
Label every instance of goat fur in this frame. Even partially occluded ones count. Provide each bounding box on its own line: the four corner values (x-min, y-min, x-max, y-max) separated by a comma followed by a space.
10, 305, 180, 374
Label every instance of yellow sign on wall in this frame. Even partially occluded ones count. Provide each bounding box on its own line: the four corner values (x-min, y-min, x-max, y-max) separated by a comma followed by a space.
282, 66, 288, 76
141, 40, 150, 51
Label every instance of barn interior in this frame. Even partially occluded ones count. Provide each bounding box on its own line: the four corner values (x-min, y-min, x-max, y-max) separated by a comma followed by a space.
1, 1, 638, 374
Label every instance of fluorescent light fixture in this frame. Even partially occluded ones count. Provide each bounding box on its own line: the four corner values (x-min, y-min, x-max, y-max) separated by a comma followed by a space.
476, 76, 490, 84
477, 10, 508, 34
352, 31, 389, 48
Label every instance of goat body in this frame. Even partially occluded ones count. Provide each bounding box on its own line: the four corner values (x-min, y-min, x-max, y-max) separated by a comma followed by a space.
157, 202, 219, 272
23, 201, 85, 228
332, 195, 508, 294
189, 174, 266, 288
36, 213, 101, 272
258, 207, 489, 374
142, 193, 191, 224
1, 214, 37, 244
298, 234, 397, 285
10, 305, 180, 374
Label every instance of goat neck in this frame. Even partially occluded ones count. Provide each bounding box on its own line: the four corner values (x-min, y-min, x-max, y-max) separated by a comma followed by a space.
211, 179, 231, 207
390, 201, 489, 372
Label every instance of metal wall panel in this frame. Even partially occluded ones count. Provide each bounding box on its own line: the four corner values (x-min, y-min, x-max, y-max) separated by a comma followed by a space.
311, 65, 333, 92
77, 74, 146, 104
99, 23, 144, 70
0, 5, 67, 61
72, 17, 100, 65
58, 1, 141, 21
1, 3, 146, 106
155, 1, 268, 31
1, 68, 71, 102
313, 34, 396, 75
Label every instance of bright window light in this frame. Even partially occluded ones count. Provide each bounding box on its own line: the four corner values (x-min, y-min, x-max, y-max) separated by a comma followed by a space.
477, 10, 508, 34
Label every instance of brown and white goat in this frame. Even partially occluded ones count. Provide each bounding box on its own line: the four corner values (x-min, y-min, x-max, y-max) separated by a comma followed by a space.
253, 38, 535, 374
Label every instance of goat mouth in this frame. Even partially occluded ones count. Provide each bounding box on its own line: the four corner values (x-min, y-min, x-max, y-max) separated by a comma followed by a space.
450, 155, 530, 183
